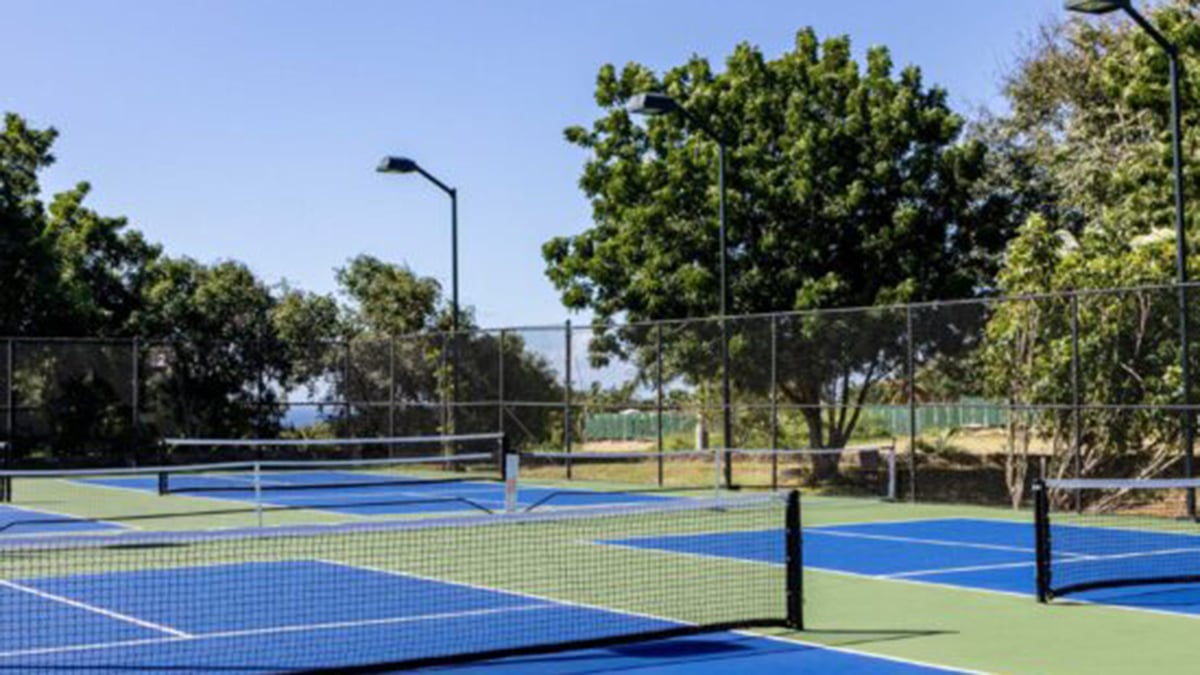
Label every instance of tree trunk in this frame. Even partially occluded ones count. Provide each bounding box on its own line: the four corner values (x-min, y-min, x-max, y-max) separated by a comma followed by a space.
801, 406, 842, 481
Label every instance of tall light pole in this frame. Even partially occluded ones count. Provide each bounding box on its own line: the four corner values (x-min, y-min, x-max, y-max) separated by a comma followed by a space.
627, 92, 734, 488
1066, 0, 1192, 513
376, 156, 460, 432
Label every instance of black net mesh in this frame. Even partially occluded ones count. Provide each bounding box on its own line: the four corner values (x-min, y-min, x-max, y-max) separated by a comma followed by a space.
0, 494, 797, 672
1037, 479, 1200, 600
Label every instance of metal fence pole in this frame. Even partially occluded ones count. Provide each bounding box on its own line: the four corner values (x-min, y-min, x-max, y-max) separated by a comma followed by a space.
343, 340, 353, 442
656, 323, 664, 487
770, 315, 779, 492
497, 330, 506, 440
906, 305, 917, 502
564, 320, 573, 480
131, 337, 140, 463
388, 338, 397, 439
1071, 294, 1082, 513
4, 340, 12, 468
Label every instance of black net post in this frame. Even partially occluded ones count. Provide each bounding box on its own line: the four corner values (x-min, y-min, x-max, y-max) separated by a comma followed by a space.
785, 489, 804, 629
655, 323, 664, 487
1034, 479, 1051, 603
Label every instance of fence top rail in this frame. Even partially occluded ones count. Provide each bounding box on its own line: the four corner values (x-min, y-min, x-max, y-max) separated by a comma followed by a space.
5, 281, 1200, 343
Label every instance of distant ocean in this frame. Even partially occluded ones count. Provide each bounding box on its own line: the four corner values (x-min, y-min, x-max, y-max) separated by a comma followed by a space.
282, 407, 326, 429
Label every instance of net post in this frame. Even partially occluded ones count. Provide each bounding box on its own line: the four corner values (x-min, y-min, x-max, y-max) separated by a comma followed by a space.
785, 489, 804, 630
1034, 478, 1051, 603
156, 471, 168, 496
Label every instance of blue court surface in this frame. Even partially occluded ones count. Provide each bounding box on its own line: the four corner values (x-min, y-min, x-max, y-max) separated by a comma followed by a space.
0, 504, 125, 536
81, 471, 672, 516
0, 558, 961, 673
605, 517, 1200, 618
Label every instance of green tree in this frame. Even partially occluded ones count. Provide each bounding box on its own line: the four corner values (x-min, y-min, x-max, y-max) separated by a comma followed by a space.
982, 1, 1200, 505
135, 258, 301, 446
0, 113, 61, 335
1, 113, 161, 336
544, 28, 1014, 473
333, 257, 563, 446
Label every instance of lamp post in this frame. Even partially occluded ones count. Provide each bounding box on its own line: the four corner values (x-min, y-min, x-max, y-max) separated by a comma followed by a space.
627, 93, 734, 489
377, 156, 460, 432
1065, 0, 1192, 513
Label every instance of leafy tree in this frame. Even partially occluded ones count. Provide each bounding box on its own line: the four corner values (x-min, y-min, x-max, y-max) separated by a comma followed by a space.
331, 257, 563, 447
982, 1, 1200, 505
1, 113, 160, 336
544, 28, 1015, 474
135, 258, 302, 447
46, 184, 161, 334
337, 255, 441, 336
0, 114, 61, 335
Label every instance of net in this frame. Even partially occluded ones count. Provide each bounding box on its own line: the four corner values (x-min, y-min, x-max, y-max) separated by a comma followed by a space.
157, 455, 500, 497
0, 493, 801, 672
520, 445, 897, 498
1034, 478, 1200, 601
161, 432, 505, 464
520, 450, 717, 491
728, 445, 897, 498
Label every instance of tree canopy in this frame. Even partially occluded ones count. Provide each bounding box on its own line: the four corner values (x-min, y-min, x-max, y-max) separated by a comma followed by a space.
543, 28, 1026, 460
979, 0, 1200, 504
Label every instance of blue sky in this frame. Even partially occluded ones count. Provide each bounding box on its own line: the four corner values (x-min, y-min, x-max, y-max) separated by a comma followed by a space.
2, 0, 1064, 328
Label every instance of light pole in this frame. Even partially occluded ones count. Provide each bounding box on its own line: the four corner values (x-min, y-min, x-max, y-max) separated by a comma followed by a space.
1066, 0, 1192, 513
377, 156, 460, 433
627, 92, 734, 488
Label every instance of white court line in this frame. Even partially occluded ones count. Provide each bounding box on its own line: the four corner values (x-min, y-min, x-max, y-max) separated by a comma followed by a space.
0, 578, 190, 638
312, 558, 685, 627
895, 545, 1200, 581
806, 528, 1037, 555
747, 632, 990, 675
0, 603, 551, 659
0, 504, 135, 536
882, 560, 1038, 579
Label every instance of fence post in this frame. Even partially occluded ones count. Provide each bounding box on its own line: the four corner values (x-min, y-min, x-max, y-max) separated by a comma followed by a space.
131, 337, 140, 464
4, 340, 12, 469
906, 304, 917, 502
389, 338, 397, 439
564, 320, 573, 479
1071, 293, 1082, 512
770, 315, 779, 491
343, 340, 353, 442
497, 330, 506, 441
656, 323, 664, 487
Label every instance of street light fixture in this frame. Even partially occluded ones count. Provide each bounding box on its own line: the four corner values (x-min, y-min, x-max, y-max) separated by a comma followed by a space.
628, 92, 735, 489
1065, 0, 1193, 513
376, 156, 461, 432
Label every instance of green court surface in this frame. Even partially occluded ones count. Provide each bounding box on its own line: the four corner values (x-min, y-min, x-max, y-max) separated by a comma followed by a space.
4, 475, 1197, 674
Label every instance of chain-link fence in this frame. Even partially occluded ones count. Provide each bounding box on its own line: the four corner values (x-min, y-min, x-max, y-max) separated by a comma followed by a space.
4, 282, 1200, 508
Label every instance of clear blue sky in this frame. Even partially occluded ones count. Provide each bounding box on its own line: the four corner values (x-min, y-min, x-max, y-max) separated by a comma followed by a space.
2, 0, 1063, 328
